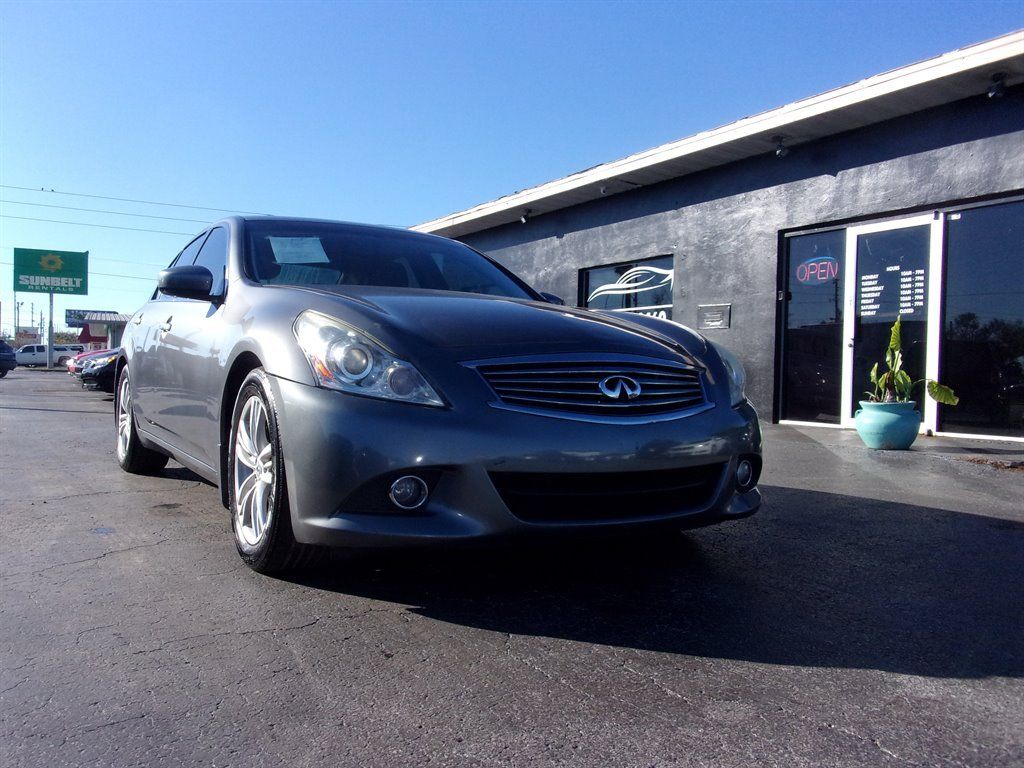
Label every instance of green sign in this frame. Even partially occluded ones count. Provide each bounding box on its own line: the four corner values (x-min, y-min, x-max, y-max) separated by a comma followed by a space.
13, 248, 89, 295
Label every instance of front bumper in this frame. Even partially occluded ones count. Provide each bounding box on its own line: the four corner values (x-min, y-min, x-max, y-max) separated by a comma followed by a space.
268, 375, 762, 548
81, 364, 116, 392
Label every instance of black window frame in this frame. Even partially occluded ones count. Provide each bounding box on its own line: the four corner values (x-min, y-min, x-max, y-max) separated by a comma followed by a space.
191, 225, 229, 299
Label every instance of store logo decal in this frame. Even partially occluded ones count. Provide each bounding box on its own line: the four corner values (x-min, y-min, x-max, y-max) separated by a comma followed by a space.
587, 266, 673, 303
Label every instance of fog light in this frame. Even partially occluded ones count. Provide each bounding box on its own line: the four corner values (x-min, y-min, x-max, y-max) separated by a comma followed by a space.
736, 459, 754, 491
389, 475, 429, 510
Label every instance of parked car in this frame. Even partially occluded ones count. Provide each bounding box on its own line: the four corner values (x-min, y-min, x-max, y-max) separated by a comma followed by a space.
80, 351, 118, 393
68, 348, 112, 376
15, 343, 85, 367
0, 340, 16, 378
115, 217, 761, 574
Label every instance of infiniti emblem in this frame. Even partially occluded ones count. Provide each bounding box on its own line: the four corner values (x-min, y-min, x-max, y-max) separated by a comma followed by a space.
598, 375, 642, 400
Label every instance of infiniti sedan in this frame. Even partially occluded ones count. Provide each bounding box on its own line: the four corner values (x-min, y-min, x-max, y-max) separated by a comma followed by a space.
115, 217, 761, 574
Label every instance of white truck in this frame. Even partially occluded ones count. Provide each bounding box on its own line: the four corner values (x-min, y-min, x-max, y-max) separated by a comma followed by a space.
15, 344, 86, 367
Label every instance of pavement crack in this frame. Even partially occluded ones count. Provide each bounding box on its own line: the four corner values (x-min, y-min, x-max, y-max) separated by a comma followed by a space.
131, 617, 322, 655
1, 538, 170, 578
75, 712, 147, 736
620, 662, 688, 701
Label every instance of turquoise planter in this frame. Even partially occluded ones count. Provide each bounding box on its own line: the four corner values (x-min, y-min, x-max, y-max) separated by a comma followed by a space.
854, 401, 921, 450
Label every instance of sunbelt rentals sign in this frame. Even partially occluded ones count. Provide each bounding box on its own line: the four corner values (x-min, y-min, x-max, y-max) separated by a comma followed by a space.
14, 248, 89, 295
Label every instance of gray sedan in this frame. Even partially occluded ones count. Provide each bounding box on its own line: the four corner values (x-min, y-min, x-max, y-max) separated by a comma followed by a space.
116, 217, 761, 574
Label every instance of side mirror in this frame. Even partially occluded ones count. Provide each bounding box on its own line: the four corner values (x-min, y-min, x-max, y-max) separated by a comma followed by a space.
540, 292, 565, 306
158, 265, 215, 301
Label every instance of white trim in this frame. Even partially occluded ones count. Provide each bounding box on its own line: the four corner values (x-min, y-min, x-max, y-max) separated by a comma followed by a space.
924, 215, 945, 433
414, 32, 1024, 237
779, 421, 1024, 443
779, 419, 846, 429
934, 431, 1024, 444
841, 226, 858, 427
842, 215, 936, 428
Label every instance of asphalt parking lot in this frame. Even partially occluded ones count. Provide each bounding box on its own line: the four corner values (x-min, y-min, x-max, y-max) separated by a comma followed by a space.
1, 368, 1022, 768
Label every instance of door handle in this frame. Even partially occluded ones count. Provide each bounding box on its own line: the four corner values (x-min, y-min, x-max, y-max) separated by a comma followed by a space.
132, 314, 143, 325
159, 317, 173, 333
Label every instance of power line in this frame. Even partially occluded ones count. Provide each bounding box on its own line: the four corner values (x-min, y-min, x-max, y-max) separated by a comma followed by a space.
0, 260, 157, 281
0, 199, 212, 224
0, 246, 168, 268
0, 214, 193, 236
1, 184, 268, 215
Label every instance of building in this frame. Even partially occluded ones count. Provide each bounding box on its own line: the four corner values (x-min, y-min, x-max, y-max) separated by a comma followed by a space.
414, 32, 1024, 441
82, 311, 130, 349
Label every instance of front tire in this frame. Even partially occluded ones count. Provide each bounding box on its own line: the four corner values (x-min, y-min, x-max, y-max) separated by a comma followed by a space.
229, 368, 316, 575
115, 366, 169, 474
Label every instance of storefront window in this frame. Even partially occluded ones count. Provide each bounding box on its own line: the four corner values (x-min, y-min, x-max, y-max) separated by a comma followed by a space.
780, 230, 845, 423
940, 200, 1024, 437
580, 255, 674, 319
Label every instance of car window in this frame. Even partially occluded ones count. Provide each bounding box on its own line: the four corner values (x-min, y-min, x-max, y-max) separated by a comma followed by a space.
244, 221, 536, 300
155, 232, 210, 301
192, 226, 228, 296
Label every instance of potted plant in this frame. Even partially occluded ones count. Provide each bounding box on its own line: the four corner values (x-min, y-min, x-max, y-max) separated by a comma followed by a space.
854, 317, 958, 449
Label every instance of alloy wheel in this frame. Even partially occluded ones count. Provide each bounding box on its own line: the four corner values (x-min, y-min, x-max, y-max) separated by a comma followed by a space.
116, 375, 132, 461
234, 394, 275, 547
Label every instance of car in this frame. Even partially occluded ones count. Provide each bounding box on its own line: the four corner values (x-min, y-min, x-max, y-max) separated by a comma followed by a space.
0, 340, 16, 378
80, 351, 118, 392
15, 343, 85, 367
115, 217, 761, 574
68, 348, 112, 376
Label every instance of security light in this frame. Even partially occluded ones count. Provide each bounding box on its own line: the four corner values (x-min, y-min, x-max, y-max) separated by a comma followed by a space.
988, 72, 1006, 99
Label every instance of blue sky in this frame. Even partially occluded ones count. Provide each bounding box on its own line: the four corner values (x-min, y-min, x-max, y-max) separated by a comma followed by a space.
1, 0, 1021, 334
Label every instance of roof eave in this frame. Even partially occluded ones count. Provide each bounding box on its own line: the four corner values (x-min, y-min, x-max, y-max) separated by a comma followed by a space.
412, 31, 1024, 239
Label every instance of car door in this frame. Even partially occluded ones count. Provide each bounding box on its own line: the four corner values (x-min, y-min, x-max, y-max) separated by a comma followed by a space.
148, 226, 230, 468
131, 232, 209, 445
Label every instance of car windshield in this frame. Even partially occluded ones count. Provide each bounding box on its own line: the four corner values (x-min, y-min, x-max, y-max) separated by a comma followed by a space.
244, 220, 536, 300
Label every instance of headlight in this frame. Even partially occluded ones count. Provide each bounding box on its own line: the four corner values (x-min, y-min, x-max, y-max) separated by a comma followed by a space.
293, 310, 444, 407
711, 342, 746, 407
91, 355, 117, 366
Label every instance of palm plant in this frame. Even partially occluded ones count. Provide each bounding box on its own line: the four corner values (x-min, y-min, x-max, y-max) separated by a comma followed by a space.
866, 317, 959, 406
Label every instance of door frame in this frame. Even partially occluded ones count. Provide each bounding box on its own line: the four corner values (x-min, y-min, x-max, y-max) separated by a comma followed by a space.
840, 213, 943, 432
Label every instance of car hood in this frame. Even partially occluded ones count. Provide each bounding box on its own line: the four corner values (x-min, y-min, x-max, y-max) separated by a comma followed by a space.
285, 286, 702, 364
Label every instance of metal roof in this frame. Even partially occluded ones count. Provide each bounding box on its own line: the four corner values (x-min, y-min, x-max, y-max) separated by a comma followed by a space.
84, 312, 131, 325
413, 31, 1024, 239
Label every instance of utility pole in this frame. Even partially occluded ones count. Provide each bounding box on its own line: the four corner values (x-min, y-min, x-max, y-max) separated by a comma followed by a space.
46, 291, 54, 368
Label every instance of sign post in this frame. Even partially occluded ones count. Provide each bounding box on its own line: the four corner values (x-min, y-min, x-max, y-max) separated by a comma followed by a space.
13, 248, 89, 368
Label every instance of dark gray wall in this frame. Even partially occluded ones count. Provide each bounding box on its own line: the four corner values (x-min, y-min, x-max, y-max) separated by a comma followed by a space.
458, 88, 1024, 417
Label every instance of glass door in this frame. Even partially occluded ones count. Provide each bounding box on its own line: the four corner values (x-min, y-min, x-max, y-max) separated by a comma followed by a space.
939, 200, 1024, 438
841, 216, 942, 428
780, 229, 846, 423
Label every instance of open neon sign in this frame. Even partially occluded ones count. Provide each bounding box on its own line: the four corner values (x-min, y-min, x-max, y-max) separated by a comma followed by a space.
796, 256, 839, 284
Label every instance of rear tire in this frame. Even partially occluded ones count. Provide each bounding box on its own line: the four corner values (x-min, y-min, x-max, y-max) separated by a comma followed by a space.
115, 366, 169, 475
229, 368, 318, 575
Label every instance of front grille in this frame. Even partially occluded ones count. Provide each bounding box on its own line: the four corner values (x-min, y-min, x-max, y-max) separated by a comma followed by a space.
489, 463, 725, 523
476, 358, 707, 417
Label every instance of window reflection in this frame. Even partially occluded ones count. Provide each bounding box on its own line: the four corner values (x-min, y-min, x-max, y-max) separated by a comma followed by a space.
940, 201, 1024, 437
